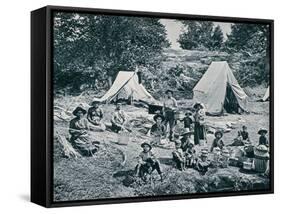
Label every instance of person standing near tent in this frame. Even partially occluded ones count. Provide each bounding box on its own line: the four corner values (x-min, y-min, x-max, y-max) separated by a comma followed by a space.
111, 102, 127, 133
163, 89, 178, 141
69, 106, 100, 156
87, 99, 106, 131
193, 102, 207, 145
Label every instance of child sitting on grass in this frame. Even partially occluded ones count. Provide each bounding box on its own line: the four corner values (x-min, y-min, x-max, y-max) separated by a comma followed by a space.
195, 148, 210, 175
135, 142, 163, 182
185, 141, 196, 168
210, 130, 225, 152
172, 140, 186, 171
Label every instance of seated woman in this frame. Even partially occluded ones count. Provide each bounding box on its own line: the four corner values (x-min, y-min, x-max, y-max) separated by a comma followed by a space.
87, 100, 106, 131
150, 114, 167, 145
69, 106, 99, 156
258, 128, 269, 147
111, 102, 127, 133
135, 142, 163, 182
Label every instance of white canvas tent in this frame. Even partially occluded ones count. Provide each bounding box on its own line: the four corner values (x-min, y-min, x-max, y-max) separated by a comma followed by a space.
98, 71, 155, 103
193, 61, 248, 116
262, 87, 269, 101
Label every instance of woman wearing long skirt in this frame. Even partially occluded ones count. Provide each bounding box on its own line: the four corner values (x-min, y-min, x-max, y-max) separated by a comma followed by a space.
69, 106, 99, 156
193, 103, 207, 145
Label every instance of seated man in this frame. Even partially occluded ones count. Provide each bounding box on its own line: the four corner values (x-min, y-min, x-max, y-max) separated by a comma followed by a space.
172, 140, 185, 171
150, 114, 167, 145
87, 99, 106, 131
111, 102, 127, 133
135, 142, 163, 182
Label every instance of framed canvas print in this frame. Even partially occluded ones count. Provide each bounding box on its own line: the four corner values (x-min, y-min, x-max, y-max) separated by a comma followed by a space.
31, 5, 274, 207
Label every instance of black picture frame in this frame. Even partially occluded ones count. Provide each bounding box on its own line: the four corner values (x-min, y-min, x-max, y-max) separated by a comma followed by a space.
31, 5, 274, 208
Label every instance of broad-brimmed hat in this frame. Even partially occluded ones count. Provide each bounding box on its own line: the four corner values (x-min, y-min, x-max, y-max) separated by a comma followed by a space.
242, 125, 247, 129
181, 128, 194, 136
215, 130, 224, 137
258, 128, 268, 135
165, 89, 173, 94
256, 145, 268, 152
141, 142, 152, 150
193, 102, 204, 109
72, 106, 87, 116
91, 98, 101, 106
254, 145, 269, 158
153, 114, 165, 122
201, 148, 209, 157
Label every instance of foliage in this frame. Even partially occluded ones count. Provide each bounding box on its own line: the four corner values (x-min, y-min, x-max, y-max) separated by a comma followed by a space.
178, 21, 223, 51
53, 12, 170, 93
224, 23, 270, 86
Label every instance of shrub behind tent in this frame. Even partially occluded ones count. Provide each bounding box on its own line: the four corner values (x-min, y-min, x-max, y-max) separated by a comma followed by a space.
193, 61, 248, 116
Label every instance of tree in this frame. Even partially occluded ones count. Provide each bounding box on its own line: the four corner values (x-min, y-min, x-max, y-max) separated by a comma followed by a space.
210, 25, 224, 50
178, 21, 222, 51
53, 12, 170, 93
224, 23, 270, 86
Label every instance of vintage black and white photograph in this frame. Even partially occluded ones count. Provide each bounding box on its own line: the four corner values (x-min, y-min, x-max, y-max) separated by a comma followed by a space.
52, 11, 272, 202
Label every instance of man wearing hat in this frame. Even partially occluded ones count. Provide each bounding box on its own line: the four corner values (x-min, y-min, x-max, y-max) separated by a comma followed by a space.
135, 142, 163, 181
111, 102, 128, 133
180, 128, 194, 152
87, 99, 105, 131
69, 106, 99, 156
151, 114, 167, 145
210, 130, 225, 152
258, 128, 269, 147
172, 140, 186, 171
163, 89, 178, 141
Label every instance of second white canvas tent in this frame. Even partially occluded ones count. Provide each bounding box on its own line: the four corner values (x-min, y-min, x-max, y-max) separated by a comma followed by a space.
98, 71, 155, 103
193, 61, 248, 116
262, 87, 270, 101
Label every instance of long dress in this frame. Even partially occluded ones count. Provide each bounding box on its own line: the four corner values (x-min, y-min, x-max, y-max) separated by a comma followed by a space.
193, 111, 206, 145
69, 117, 97, 156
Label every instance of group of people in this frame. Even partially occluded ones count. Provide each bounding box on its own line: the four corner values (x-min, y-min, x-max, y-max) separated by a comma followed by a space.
67, 89, 270, 182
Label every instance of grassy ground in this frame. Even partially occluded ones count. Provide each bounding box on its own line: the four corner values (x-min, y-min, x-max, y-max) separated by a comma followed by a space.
53, 94, 270, 202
